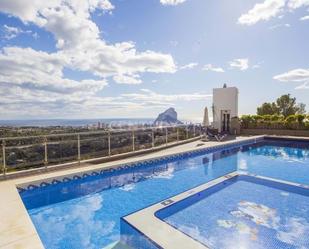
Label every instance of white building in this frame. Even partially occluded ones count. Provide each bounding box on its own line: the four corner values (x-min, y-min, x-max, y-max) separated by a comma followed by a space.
212, 84, 238, 132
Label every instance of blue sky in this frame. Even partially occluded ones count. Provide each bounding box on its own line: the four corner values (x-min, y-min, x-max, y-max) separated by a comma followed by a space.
0, 0, 308, 121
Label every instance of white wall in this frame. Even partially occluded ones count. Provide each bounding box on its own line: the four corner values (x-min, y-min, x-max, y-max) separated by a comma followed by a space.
212, 87, 238, 131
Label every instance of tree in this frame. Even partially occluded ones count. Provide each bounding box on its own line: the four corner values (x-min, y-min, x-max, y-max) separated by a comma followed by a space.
276, 94, 306, 117
257, 94, 306, 117
276, 94, 296, 117
297, 103, 306, 114
257, 102, 278, 115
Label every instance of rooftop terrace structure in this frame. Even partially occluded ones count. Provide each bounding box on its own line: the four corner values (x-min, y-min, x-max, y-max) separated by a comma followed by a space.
212, 85, 238, 133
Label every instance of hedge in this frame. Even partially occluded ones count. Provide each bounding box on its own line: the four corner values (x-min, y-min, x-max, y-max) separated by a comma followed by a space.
240, 114, 309, 130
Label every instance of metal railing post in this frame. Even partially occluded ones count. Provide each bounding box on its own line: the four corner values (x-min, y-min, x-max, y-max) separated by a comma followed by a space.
77, 134, 81, 164
132, 130, 135, 151
44, 137, 48, 169
165, 127, 168, 146
152, 129, 155, 148
177, 127, 179, 141
193, 125, 196, 137
108, 130, 111, 156
186, 126, 189, 139
2, 140, 6, 176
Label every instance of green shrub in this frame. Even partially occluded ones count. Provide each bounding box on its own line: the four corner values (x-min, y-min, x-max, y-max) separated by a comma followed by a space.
240, 115, 255, 128
295, 114, 306, 123
262, 115, 272, 121
241, 114, 308, 130
270, 114, 284, 121
285, 115, 296, 123
253, 115, 263, 121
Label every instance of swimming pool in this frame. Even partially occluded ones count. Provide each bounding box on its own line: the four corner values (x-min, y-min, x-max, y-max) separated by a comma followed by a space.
156, 175, 309, 249
19, 137, 309, 249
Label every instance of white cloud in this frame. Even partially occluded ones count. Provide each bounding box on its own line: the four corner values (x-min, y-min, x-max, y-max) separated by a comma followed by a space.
0, 81, 156, 119
295, 82, 309, 89
202, 64, 225, 73
2, 25, 22, 39
0, 47, 106, 94
0, 83, 120, 119
113, 74, 142, 85
0, 0, 178, 117
238, 0, 286, 25
238, 0, 309, 25
273, 68, 309, 82
288, 0, 309, 9
300, 15, 309, 20
229, 58, 249, 71
2, 24, 34, 40
122, 89, 212, 104
274, 68, 309, 90
180, 62, 198, 70
252, 61, 264, 69
269, 23, 291, 29
0, 1, 176, 78
0, 46, 110, 119
0, 85, 212, 118
160, 0, 187, 6
0, 0, 114, 24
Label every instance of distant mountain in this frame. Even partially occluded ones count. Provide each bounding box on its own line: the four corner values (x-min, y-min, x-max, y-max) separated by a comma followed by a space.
153, 108, 183, 126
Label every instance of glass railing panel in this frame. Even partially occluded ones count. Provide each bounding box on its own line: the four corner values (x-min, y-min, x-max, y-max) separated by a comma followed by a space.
110, 131, 133, 155
47, 135, 78, 165
79, 133, 109, 159
153, 128, 166, 147
5, 143, 45, 172
167, 127, 178, 143
135, 130, 153, 150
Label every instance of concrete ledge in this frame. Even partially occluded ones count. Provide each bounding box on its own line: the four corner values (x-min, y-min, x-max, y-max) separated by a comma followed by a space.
0, 181, 44, 249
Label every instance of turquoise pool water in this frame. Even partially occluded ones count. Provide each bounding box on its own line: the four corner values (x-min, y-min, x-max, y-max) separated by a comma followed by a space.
158, 176, 309, 249
20, 138, 309, 249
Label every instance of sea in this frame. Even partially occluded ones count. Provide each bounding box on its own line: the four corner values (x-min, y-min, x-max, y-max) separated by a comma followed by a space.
0, 119, 155, 127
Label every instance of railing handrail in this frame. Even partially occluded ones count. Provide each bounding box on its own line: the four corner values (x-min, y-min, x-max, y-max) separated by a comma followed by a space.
0, 124, 200, 141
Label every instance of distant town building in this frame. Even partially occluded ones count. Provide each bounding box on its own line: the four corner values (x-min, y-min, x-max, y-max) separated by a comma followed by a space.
212, 84, 238, 132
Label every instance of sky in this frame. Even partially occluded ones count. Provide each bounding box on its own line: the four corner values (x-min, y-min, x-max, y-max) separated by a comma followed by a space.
0, 0, 308, 122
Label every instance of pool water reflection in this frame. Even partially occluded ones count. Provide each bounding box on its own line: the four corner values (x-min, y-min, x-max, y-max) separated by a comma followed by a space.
20, 139, 309, 249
